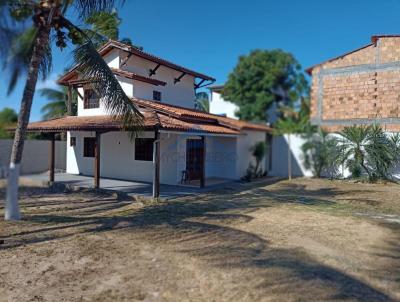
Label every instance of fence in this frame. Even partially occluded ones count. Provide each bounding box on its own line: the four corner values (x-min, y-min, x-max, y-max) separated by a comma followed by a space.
0, 139, 66, 178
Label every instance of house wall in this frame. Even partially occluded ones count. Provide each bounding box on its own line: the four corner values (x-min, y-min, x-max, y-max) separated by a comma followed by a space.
310, 37, 400, 131
121, 51, 196, 108
77, 48, 197, 117
67, 131, 156, 183
236, 131, 267, 179
205, 136, 237, 179
66, 130, 257, 185
210, 90, 238, 119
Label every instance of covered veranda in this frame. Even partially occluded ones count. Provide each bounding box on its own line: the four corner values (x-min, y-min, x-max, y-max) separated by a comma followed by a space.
25, 113, 240, 198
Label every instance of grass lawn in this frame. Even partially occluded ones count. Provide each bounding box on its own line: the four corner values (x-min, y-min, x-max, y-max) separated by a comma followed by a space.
1, 178, 400, 302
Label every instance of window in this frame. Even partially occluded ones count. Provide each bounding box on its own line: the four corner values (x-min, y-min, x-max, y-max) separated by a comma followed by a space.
70, 137, 76, 147
84, 89, 100, 109
135, 138, 154, 161
83, 137, 96, 158
153, 90, 162, 102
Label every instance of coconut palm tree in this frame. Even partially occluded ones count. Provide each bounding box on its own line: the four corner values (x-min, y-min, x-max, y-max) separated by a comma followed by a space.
40, 86, 77, 120
1, 1, 143, 220
195, 92, 209, 112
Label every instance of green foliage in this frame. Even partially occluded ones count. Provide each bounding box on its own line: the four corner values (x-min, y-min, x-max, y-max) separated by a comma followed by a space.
273, 97, 315, 136
222, 49, 308, 122
195, 92, 209, 112
242, 141, 267, 181
339, 125, 400, 181
302, 130, 341, 178
0, 107, 17, 139
39, 86, 78, 120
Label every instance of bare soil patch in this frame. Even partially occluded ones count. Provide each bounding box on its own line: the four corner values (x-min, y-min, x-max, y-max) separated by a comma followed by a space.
1, 178, 399, 301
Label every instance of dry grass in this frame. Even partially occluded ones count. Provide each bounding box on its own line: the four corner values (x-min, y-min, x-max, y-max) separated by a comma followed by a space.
0, 178, 400, 302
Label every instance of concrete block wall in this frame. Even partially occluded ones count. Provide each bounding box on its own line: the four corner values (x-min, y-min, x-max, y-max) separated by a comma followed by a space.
310, 37, 400, 132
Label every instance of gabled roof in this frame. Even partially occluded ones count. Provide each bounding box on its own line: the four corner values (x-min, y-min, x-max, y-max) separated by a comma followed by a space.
25, 98, 271, 135
305, 35, 400, 75
58, 40, 215, 84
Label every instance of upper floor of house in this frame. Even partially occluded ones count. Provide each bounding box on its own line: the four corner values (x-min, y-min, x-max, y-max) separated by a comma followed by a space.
307, 35, 400, 132
58, 40, 215, 117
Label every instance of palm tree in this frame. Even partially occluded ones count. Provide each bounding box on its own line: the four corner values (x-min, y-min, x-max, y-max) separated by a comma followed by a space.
273, 97, 313, 180
40, 87, 77, 120
195, 92, 209, 112
339, 125, 396, 181
1, 1, 143, 220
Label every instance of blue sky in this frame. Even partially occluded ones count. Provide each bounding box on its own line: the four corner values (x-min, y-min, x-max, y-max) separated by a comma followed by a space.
1, 0, 400, 121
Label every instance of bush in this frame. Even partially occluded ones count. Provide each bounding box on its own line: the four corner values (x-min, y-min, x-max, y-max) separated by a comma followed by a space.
302, 130, 341, 178
339, 125, 400, 181
242, 141, 267, 182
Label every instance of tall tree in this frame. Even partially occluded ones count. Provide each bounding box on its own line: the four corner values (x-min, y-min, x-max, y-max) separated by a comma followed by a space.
40, 9, 140, 120
222, 49, 308, 122
1, 0, 143, 220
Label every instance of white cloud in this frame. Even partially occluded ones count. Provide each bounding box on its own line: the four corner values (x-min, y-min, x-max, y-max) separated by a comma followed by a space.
36, 73, 59, 90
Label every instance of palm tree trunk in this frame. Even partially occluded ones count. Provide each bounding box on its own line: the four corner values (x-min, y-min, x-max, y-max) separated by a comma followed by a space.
288, 134, 292, 180
5, 26, 50, 220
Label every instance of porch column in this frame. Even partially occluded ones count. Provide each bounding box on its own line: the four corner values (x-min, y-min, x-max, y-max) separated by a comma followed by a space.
49, 133, 55, 183
94, 131, 101, 188
66, 85, 73, 116
200, 136, 206, 188
153, 130, 161, 198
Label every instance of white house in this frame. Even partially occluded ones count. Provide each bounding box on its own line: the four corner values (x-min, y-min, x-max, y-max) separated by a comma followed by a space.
26, 40, 271, 195
208, 84, 313, 178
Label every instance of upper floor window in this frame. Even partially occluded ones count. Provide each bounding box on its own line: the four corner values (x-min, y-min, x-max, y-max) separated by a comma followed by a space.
153, 90, 162, 102
84, 89, 100, 109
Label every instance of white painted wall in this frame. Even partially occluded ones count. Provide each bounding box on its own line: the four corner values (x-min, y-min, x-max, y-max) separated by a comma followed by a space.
210, 90, 238, 119
122, 51, 196, 108
205, 136, 237, 179
269, 135, 313, 178
0, 139, 66, 176
77, 48, 197, 117
66, 130, 267, 184
236, 131, 267, 179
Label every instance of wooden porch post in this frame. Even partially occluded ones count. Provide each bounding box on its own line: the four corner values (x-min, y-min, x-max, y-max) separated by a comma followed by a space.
66, 85, 73, 116
49, 133, 55, 183
200, 136, 206, 188
94, 131, 101, 188
153, 130, 160, 198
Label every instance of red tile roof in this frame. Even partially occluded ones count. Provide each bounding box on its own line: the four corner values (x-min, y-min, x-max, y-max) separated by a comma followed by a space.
25, 98, 270, 135
58, 40, 215, 85
132, 98, 271, 132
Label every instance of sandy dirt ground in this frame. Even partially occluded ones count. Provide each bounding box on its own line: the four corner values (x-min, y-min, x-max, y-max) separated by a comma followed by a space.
1, 178, 400, 302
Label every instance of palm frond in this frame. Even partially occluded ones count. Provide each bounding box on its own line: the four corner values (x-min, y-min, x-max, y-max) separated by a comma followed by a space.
73, 40, 143, 136
72, 0, 124, 19
39, 87, 65, 101
41, 100, 66, 120
5, 26, 52, 94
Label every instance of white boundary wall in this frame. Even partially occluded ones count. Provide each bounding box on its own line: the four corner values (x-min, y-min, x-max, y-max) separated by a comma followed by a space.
269, 134, 313, 177
0, 139, 66, 177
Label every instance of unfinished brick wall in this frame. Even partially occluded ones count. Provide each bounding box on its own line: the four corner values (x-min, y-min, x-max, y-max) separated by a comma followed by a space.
309, 36, 400, 131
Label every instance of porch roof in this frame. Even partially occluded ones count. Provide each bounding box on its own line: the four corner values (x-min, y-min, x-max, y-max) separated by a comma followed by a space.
25, 98, 271, 135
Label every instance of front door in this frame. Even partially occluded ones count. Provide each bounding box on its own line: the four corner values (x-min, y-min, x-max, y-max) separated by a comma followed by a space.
186, 139, 204, 180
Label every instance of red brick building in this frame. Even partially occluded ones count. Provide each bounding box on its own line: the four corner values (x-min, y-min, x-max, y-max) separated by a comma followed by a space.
307, 35, 400, 131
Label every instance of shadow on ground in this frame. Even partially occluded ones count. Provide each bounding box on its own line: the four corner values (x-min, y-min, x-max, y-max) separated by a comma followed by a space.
0, 180, 399, 301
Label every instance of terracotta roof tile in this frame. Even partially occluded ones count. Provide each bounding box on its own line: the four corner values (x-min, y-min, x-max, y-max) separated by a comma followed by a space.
25, 98, 270, 135
132, 98, 271, 132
